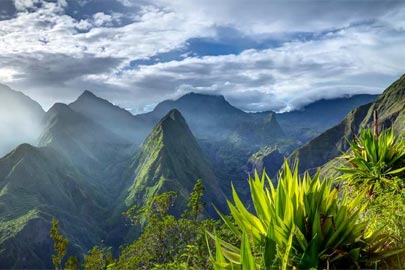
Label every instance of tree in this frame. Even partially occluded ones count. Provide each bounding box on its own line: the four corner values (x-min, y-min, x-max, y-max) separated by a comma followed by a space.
183, 179, 205, 221
50, 218, 69, 270
65, 256, 79, 270
84, 246, 114, 270
115, 180, 229, 270
116, 191, 182, 269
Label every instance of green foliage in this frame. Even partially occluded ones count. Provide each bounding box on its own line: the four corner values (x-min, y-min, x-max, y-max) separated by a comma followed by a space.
125, 109, 223, 217
210, 161, 401, 269
364, 190, 405, 268
183, 179, 205, 220
337, 127, 405, 268
115, 180, 231, 270
84, 246, 114, 270
64, 256, 79, 270
338, 127, 405, 194
125, 191, 178, 225
50, 218, 69, 270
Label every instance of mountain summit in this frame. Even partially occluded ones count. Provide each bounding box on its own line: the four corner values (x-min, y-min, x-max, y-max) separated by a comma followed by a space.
123, 109, 225, 215
70, 90, 147, 144
138, 92, 284, 144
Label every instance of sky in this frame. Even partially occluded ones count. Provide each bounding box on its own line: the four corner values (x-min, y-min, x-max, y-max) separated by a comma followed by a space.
0, 0, 404, 113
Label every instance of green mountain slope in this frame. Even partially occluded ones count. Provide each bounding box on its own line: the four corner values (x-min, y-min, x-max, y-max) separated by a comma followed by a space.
137, 93, 286, 197
290, 74, 405, 173
0, 144, 106, 269
123, 109, 225, 215
0, 84, 45, 157
360, 75, 405, 133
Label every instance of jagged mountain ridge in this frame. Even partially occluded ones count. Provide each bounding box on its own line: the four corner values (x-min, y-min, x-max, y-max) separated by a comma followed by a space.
123, 109, 226, 215
137, 92, 285, 144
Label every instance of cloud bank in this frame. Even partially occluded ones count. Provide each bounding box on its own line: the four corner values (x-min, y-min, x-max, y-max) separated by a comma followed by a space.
0, 0, 404, 112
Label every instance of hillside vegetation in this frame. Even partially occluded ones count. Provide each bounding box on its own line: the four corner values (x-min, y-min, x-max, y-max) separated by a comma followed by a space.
0, 75, 404, 268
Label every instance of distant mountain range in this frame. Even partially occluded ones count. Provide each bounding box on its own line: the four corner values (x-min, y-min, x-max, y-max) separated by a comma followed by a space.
277, 94, 378, 143
291, 74, 405, 173
2, 75, 403, 268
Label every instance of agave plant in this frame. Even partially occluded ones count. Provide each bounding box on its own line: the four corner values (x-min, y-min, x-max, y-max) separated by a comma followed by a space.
338, 127, 405, 194
209, 161, 401, 270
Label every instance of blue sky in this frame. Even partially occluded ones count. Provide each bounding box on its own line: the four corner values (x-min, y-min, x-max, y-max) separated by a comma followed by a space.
0, 0, 404, 113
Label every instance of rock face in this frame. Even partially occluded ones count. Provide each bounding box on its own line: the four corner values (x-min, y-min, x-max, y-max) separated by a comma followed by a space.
247, 147, 284, 179
0, 84, 45, 157
290, 74, 405, 173
123, 109, 225, 216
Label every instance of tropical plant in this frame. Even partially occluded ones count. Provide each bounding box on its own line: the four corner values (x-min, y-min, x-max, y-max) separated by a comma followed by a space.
210, 161, 401, 270
338, 127, 405, 195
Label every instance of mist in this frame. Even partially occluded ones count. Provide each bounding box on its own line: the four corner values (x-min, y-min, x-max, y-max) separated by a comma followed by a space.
0, 84, 45, 158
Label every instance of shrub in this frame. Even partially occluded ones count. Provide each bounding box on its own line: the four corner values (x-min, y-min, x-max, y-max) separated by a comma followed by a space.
338, 127, 405, 195
210, 161, 401, 270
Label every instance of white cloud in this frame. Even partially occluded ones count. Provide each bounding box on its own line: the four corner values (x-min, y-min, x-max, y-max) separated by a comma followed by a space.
92, 12, 113, 27
0, 0, 404, 113
0, 68, 21, 82
92, 21, 405, 112
1, 2, 214, 58
13, 0, 40, 11
151, 0, 404, 35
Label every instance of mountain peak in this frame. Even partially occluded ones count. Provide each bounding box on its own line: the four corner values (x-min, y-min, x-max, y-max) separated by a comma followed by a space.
8, 143, 37, 158
125, 109, 224, 215
75, 90, 104, 103
154, 109, 191, 141
69, 90, 107, 105
80, 89, 97, 98
69, 89, 144, 144
161, 109, 184, 123
182, 92, 226, 100
47, 102, 72, 115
